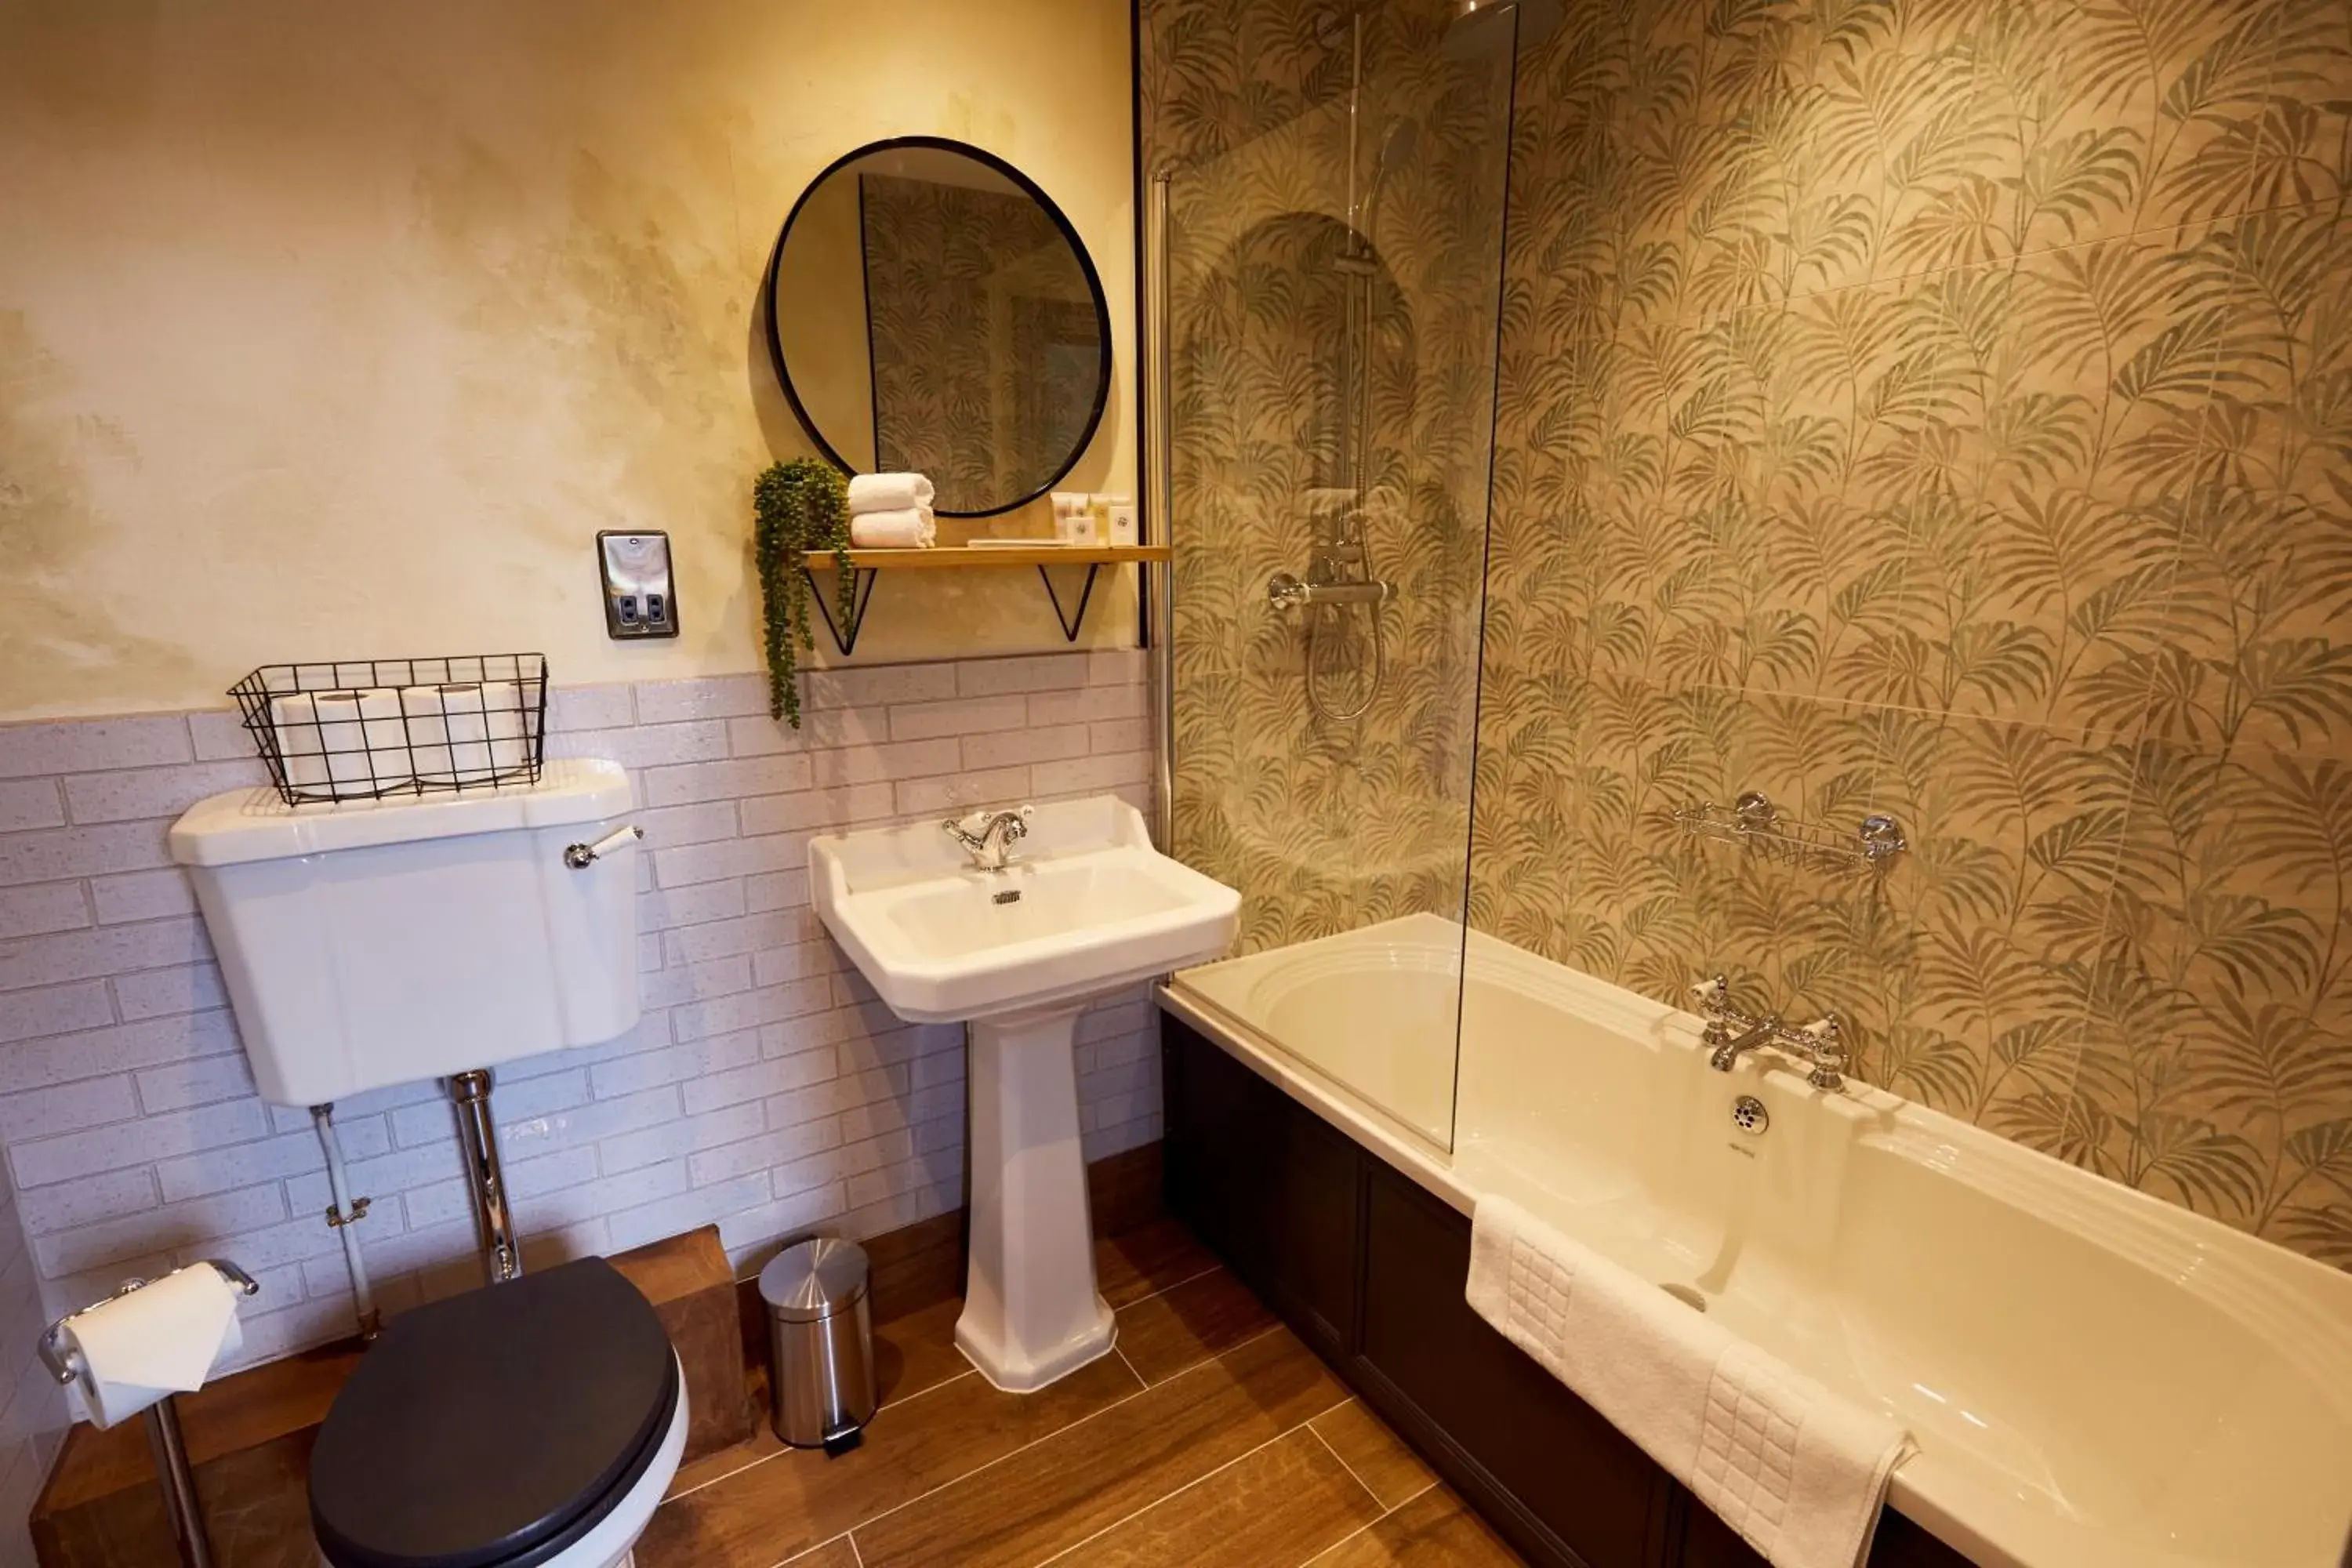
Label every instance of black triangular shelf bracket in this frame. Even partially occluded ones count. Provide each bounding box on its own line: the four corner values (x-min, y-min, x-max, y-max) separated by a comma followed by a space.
1036, 563, 1104, 643
801, 565, 881, 656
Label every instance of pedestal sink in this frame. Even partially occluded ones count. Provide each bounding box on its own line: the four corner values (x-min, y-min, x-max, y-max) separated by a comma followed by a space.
808, 796, 1240, 1392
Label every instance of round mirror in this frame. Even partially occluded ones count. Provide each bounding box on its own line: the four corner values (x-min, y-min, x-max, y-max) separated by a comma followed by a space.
764, 138, 1113, 517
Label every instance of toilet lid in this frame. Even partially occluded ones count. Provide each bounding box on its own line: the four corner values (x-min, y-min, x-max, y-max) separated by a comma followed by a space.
310, 1258, 679, 1568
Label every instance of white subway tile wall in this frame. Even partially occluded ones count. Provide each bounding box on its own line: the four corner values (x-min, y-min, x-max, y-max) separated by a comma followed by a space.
0, 651, 1158, 1383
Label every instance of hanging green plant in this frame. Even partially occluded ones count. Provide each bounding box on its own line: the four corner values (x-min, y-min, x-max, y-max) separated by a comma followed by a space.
752, 459, 856, 727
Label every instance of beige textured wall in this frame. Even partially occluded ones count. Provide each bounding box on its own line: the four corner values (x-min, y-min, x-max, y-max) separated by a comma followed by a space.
0, 0, 1138, 721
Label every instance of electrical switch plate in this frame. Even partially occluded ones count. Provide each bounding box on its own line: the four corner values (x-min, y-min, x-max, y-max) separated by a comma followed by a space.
598, 531, 678, 640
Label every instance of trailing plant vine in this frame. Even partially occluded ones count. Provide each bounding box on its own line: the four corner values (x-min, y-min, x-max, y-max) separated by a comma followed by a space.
752, 459, 856, 727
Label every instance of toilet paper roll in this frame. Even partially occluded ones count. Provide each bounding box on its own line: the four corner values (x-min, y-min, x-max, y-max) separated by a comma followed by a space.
64, 1265, 245, 1429
277, 689, 412, 797
270, 693, 331, 794
401, 682, 525, 786
326, 688, 412, 794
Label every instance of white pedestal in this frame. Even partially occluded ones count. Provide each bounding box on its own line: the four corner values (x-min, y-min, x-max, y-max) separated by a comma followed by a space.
955, 1004, 1116, 1392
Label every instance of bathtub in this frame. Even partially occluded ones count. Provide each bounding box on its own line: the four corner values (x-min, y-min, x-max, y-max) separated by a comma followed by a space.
1164, 913, 2352, 1568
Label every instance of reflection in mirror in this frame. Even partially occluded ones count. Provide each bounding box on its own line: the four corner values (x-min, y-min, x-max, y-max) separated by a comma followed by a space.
766, 140, 1112, 517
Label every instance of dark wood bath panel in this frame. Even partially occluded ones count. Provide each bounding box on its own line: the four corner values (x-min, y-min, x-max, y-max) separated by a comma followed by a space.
1160, 1011, 1977, 1568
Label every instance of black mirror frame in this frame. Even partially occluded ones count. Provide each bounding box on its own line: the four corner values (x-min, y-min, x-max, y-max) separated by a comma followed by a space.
760, 135, 1116, 520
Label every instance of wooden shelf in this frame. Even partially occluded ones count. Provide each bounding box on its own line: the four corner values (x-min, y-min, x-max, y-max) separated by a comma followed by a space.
792, 545, 1166, 654
800, 545, 1171, 571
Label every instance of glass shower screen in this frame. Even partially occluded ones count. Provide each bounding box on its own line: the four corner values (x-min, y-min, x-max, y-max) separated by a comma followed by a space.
1154, 0, 1513, 1154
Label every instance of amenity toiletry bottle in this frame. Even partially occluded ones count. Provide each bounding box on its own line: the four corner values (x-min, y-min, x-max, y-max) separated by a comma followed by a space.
1104, 498, 1138, 547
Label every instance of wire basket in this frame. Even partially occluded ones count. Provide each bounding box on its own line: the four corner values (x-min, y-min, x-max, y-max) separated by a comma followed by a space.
230, 654, 550, 807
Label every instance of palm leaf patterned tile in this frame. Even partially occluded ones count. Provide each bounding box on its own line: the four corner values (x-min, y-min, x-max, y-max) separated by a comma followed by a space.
1149, 0, 2352, 1266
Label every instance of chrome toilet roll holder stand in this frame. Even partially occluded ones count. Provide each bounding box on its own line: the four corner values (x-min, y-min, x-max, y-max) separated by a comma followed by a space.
38, 1258, 259, 1568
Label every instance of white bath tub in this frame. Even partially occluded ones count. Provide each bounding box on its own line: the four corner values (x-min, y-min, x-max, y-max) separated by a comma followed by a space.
1166, 913, 2352, 1568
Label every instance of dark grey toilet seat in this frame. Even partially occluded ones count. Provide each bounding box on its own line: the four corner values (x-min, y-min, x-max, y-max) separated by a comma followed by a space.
310, 1258, 679, 1568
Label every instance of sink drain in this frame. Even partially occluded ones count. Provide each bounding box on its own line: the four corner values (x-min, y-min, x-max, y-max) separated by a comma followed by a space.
1660, 1283, 1708, 1313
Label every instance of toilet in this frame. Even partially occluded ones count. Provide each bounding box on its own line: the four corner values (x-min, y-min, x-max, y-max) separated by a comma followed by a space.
169, 757, 678, 1568
307, 1259, 687, 1568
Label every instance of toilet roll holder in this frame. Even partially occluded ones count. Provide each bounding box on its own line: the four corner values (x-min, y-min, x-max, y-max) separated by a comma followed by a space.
38, 1258, 259, 1568
36, 1258, 259, 1389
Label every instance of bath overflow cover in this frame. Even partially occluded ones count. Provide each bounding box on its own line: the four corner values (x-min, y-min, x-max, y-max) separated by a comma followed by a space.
1731, 1096, 1769, 1134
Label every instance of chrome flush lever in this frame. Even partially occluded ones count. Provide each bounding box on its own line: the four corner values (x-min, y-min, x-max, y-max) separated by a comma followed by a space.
563, 824, 643, 870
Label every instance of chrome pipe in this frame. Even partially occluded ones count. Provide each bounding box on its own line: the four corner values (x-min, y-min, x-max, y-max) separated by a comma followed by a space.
148, 1397, 212, 1568
448, 1070, 522, 1284
312, 1104, 380, 1341
1145, 171, 1177, 851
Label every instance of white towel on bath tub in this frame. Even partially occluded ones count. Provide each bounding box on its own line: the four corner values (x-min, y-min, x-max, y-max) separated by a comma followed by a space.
1466, 1196, 1909, 1568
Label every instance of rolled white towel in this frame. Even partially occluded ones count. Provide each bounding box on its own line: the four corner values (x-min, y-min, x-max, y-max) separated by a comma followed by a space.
850, 506, 936, 549
848, 473, 936, 514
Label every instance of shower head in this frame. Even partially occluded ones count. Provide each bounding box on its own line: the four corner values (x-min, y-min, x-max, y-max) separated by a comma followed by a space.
1443, 0, 1561, 60
1348, 116, 1420, 251
1369, 117, 1419, 192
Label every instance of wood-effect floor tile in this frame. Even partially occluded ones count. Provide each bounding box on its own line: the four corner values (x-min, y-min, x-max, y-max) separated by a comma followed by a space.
852, 1326, 1352, 1568
1050, 1425, 1385, 1568
1112, 1265, 1276, 1384
663, 1294, 975, 1501
1094, 1217, 1221, 1308
1310, 1400, 1438, 1512
636, 1350, 1142, 1568
870, 1295, 982, 1408
664, 1408, 780, 1501
1309, 1487, 1525, 1567
779, 1537, 862, 1568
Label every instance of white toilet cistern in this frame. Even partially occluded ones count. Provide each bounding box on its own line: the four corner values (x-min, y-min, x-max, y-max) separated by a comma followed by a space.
171, 757, 647, 1301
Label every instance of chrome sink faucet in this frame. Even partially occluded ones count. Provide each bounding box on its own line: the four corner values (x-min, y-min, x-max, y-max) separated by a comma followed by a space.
943, 805, 1033, 871
1690, 975, 1847, 1091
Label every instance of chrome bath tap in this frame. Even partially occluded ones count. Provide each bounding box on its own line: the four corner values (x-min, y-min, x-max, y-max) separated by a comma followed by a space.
1690, 975, 1847, 1091
1791, 1016, 1847, 1091
944, 806, 1033, 871
1705, 1014, 1781, 1073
